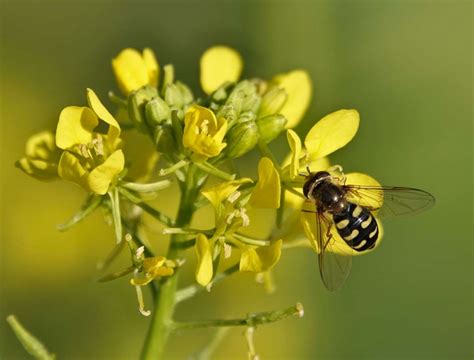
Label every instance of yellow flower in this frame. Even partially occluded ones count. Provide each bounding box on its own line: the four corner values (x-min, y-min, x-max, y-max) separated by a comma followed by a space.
56, 89, 125, 195
272, 70, 312, 129
301, 171, 384, 256
249, 157, 281, 209
282, 109, 359, 183
130, 256, 176, 286
112, 48, 159, 95
200, 46, 243, 95
239, 240, 282, 272
194, 171, 283, 286
16, 131, 61, 181
183, 105, 228, 159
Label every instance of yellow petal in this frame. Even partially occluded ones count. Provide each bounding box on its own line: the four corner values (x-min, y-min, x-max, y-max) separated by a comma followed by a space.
87, 150, 125, 195
345, 172, 383, 209
273, 70, 312, 128
56, 106, 98, 149
86, 89, 121, 142
201, 178, 253, 209
142, 256, 166, 271
239, 240, 282, 272
286, 129, 302, 179
304, 109, 359, 160
195, 234, 213, 286
16, 158, 58, 181
130, 274, 154, 286
142, 48, 159, 87
112, 48, 149, 95
58, 151, 89, 190
200, 46, 243, 95
25, 131, 57, 160
250, 157, 281, 209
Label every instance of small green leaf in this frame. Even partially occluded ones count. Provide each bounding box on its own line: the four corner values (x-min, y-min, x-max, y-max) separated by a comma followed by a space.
57, 195, 103, 232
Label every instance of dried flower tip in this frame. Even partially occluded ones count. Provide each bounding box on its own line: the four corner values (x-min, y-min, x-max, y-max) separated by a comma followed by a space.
296, 302, 305, 318
124, 233, 133, 242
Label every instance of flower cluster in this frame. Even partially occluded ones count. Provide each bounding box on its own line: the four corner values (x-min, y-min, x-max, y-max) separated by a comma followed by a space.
16, 44, 382, 359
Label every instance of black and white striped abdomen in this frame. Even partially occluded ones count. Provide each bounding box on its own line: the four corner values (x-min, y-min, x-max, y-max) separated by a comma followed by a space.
333, 203, 379, 252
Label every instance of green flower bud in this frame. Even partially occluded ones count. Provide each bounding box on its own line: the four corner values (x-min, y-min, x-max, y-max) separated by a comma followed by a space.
155, 124, 177, 154
226, 80, 261, 115
176, 81, 194, 105
259, 87, 288, 118
225, 120, 259, 158
128, 85, 158, 132
145, 97, 170, 125
256, 114, 287, 144
164, 84, 184, 109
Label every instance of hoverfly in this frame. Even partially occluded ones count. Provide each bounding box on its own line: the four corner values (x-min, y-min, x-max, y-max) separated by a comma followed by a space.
302, 167, 435, 291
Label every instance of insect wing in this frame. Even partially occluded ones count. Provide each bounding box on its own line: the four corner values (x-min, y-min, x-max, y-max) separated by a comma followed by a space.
344, 185, 435, 219
301, 203, 352, 291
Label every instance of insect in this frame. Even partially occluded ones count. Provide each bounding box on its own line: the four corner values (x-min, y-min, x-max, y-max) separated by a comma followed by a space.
302, 168, 435, 291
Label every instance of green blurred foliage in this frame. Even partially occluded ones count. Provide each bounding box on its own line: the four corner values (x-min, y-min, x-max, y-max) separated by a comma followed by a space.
1, 0, 471, 359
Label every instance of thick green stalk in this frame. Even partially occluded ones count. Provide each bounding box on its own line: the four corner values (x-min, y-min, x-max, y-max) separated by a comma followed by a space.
140, 167, 198, 360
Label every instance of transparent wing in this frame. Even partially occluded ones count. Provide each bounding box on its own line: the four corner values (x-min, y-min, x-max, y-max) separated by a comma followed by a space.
344, 185, 435, 219
308, 206, 353, 292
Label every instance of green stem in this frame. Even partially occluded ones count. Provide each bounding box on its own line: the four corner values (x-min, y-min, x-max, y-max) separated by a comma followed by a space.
172, 303, 304, 330
140, 165, 199, 360
193, 161, 235, 181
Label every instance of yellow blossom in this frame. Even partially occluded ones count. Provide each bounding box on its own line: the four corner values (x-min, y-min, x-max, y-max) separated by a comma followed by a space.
56, 89, 125, 195
200, 46, 243, 95
240, 240, 282, 272
16, 131, 61, 181
249, 157, 281, 209
130, 256, 176, 286
195, 234, 214, 286
183, 105, 227, 159
112, 48, 159, 95
272, 70, 312, 129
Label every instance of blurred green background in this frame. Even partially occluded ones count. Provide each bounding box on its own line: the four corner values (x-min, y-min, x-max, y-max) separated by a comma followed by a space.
1, 0, 472, 359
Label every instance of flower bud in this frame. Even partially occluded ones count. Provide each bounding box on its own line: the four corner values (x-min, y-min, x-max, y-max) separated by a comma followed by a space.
128, 86, 158, 132
258, 87, 288, 118
164, 84, 184, 109
256, 114, 287, 144
155, 124, 177, 154
225, 120, 259, 158
145, 97, 170, 125
176, 81, 193, 105
226, 81, 261, 115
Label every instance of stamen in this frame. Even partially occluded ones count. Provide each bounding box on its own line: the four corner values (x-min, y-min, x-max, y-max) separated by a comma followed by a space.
223, 243, 232, 259
134, 285, 151, 317
239, 208, 250, 227
227, 191, 241, 203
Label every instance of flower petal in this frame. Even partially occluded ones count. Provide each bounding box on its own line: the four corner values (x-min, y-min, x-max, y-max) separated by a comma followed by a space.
239, 240, 282, 272
201, 178, 253, 209
112, 48, 149, 95
56, 106, 98, 150
200, 46, 243, 95
86, 89, 121, 142
142, 48, 159, 87
87, 150, 125, 195
345, 172, 383, 209
250, 157, 281, 209
195, 234, 213, 286
304, 109, 359, 160
286, 129, 302, 179
58, 151, 89, 190
273, 70, 312, 128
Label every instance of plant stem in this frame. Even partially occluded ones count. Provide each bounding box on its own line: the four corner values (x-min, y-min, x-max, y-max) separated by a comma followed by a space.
172, 303, 304, 330
140, 165, 199, 360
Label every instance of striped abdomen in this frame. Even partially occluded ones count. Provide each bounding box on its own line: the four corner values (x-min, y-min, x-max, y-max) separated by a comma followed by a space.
333, 203, 379, 252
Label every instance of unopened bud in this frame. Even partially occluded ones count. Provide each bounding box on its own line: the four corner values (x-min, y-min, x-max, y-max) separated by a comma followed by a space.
226, 81, 261, 115
164, 84, 184, 109
128, 86, 158, 132
145, 97, 170, 125
225, 120, 259, 158
175, 81, 193, 105
256, 114, 287, 144
259, 87, 287, 118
